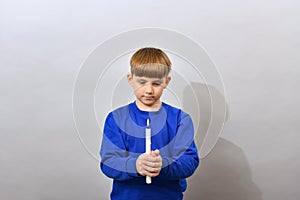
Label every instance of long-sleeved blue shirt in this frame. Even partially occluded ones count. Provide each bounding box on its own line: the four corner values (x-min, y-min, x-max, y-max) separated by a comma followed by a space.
100, 101, 199, 200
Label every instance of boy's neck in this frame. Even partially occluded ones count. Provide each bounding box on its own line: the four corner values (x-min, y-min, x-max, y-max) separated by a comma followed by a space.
135, 100, 162, 112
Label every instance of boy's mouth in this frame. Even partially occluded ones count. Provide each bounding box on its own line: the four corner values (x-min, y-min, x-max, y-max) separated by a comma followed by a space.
143, 96, 154, 100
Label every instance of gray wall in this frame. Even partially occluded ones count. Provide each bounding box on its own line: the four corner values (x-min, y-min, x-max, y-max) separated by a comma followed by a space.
1, 0, 299, 199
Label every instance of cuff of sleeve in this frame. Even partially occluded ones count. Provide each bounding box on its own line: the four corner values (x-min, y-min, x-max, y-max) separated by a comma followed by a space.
160, 157, 171, 176
125, 157, 140, 177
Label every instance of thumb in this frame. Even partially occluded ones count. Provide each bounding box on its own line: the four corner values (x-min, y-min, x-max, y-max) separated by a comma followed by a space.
151, 149, 160, 156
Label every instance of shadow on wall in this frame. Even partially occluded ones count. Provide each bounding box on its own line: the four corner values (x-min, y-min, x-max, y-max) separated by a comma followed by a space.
181, 82, 228, 158
184, 138, 262, 200
182, 83, 262, 200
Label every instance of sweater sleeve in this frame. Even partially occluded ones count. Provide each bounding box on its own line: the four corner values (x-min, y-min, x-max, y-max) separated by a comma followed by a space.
100, 112, 140, 181
159, 111, 200, 180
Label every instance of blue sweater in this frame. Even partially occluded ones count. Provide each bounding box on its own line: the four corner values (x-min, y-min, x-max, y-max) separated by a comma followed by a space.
100, 102, 199, 200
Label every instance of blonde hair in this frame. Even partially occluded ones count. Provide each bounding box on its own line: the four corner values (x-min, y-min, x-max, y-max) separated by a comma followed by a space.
130, 47, 172, 78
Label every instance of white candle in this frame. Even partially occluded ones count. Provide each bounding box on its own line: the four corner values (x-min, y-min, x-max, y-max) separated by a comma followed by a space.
146, 119, 151, 184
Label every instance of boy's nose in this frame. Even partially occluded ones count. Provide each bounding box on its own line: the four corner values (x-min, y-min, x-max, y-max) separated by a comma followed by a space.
145, 85, 154, 94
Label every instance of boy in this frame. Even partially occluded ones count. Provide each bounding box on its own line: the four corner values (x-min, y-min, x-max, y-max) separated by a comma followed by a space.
100, 47, 199, 200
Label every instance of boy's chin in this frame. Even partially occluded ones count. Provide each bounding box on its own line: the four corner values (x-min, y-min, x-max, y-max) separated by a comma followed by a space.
137, 100, 161, 111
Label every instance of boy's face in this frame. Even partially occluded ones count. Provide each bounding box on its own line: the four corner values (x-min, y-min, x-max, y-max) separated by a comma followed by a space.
127, 74, 171, 110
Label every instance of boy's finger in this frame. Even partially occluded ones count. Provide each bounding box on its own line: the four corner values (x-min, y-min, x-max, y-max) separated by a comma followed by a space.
143, 160, 159, 168
143, 164, 160, 173
151, 149, 160, 156
145, 155, 160, 162
153, 149, 160, 154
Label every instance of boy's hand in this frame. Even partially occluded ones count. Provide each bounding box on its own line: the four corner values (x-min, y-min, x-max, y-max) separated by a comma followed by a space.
136, 149, 162, 178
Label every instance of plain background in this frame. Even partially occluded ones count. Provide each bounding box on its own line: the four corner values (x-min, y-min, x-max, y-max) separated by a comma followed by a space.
1, 0, 299, 199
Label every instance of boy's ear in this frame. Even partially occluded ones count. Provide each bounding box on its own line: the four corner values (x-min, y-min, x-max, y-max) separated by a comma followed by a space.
164, 76, 171, 88
127, 73, 133, 86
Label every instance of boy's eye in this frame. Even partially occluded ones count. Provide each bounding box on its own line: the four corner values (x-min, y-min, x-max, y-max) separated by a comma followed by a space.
138, 81, 145, 85
153, 83, 161, 86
